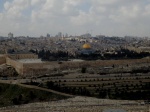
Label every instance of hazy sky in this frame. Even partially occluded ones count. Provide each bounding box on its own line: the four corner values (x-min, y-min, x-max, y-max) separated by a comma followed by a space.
0, 0, 150, 37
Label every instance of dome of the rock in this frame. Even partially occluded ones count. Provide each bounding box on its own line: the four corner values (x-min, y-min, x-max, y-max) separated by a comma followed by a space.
82, 43, 91, 49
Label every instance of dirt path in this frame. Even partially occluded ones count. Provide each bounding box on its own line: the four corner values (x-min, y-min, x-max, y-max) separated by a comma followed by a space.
18, 84, 74, 97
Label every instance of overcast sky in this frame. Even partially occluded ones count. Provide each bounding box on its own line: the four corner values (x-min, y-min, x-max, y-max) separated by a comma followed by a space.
0, 0, 150, 37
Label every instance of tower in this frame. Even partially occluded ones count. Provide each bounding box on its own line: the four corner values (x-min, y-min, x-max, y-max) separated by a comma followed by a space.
58, 32, 62, 38
8, 32, 13, 38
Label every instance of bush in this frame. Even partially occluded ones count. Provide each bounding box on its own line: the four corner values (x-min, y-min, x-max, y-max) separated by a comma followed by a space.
46, 81, 54, 89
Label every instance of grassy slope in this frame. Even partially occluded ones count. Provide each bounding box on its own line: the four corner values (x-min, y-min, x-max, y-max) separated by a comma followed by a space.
0, 83, 69, 107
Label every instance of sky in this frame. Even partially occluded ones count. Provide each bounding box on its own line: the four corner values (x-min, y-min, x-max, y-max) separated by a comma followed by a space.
0, 0, 150, 37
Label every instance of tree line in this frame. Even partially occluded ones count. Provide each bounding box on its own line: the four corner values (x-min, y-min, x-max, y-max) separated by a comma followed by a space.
29, 48, 150, 61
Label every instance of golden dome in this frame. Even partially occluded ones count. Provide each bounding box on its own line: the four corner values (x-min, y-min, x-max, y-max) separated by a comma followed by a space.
83, 43, 91, 49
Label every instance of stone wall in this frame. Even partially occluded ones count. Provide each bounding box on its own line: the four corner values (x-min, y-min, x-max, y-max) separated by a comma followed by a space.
0, 55, 6, 65
5, 57, 60, 76
6, 58, 23, 75
4, 57, 150, 76
22, 62, 60, 76
59, 58, 150, 70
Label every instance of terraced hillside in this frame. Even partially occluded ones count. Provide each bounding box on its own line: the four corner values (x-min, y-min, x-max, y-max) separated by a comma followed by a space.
28, 63, 150, 100
43, 74, 150, 100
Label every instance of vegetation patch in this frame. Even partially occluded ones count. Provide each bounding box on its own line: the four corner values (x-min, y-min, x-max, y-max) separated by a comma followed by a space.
0, 83, 69, 107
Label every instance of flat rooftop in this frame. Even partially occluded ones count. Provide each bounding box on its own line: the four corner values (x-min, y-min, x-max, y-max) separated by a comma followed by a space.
17, 59, 43, 63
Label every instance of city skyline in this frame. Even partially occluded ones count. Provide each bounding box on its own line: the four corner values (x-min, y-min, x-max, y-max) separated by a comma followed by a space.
0, 0, 150, 37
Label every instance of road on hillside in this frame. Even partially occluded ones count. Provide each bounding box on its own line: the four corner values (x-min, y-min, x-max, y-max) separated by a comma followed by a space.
0, 80, 74, 97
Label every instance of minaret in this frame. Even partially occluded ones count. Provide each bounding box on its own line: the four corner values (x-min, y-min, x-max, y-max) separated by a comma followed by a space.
62, 34, 64, 40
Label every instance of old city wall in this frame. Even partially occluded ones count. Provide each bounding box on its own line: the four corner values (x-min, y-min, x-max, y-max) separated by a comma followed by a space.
4, 58, 150, 76
6, 58, 23, 75
0, 55, 6, 65
60, 58, 150, 70
22, 62, 60, 76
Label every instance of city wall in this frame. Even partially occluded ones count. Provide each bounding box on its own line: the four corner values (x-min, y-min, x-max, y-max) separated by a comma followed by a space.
0, 55, 6, 65
3, 56, 150, 76
4, 57, 60, 76
60, 58, 150, 70
22, 62, 60, 76
6, 58, 24, 75
5, 59, 60, 76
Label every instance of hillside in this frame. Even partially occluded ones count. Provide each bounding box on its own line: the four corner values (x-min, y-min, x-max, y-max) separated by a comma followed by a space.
0, 83, 69, 107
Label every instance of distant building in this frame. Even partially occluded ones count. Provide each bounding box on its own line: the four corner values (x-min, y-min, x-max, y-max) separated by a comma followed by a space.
65, 33, 68, 37
58, 32, 62, 37
8, 32, 13, 38
79, 43, 95, 55
81, 33, 91, 38
96, 35, 105, 38
47, 33, 50, 37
